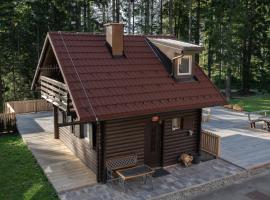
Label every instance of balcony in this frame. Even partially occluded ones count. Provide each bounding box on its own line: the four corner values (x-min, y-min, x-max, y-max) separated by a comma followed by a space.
40, 76, 71, 111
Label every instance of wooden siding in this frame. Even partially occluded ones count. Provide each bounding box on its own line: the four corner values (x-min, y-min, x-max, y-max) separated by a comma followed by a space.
163, 109, 201, 166
104, 116, 146, 165
104, 109, 201, 168
59, 127, 97, 174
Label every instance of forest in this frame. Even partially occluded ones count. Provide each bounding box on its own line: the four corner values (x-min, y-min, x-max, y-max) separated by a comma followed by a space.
0, 0, 269, 112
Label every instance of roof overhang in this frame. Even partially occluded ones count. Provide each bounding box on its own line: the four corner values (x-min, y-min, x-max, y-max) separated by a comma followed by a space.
148, 38, 204, 53
31, 34, 50, 90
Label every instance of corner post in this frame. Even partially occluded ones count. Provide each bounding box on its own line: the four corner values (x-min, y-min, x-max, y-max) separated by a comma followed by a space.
53, 105, 59, 139
197, 109, 202, 156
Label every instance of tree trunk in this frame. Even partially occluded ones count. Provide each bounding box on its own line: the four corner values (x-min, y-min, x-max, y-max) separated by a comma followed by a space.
160, 0, 163, 34
188, 0, 192, 42
132, 1, 135, 34
102, 2, 106, 24
241, 1, 253, 95
195, 0, 200, 63
128, 1, 131, 33
116, 0, 120, 22
145, 0, 150, 34
207, 40, 212, 79
0, 65, 3, 113
75, 1, 81, 31
83, 0, 87, 31
150, 0, 154, 34
218, 20, 223, 89
112, 0, 115, 22
225, 68, 231, 101
242, 36, 252, 94
169, 0, 173, 35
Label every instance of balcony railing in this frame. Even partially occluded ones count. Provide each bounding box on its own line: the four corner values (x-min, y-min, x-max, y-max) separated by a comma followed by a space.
40, 76, 70, 111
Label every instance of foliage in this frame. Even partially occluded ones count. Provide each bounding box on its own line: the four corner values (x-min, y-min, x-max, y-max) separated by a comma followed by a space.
230, 94, 270, 112
0, 0, 269, 102
0, 133, 58, 200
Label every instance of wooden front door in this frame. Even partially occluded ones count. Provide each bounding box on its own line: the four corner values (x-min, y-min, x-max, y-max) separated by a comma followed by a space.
144, 120, 162, 167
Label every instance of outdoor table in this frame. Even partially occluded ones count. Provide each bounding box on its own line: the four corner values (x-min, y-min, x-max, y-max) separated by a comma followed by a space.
116, 164, 154, 191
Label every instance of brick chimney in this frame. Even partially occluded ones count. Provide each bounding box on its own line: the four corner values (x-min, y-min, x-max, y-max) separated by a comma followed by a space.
104, 23, 124, 56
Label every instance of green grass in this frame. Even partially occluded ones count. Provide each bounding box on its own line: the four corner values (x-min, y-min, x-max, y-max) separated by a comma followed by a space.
230, 94, 270, 112
0, 134, 58, 200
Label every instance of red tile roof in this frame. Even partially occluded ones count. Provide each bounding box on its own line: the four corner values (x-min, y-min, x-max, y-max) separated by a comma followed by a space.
47, 32, 225, 122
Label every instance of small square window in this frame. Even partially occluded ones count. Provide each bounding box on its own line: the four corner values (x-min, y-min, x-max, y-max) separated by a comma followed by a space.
177, 55, 192, 75
172, 117, 184, 131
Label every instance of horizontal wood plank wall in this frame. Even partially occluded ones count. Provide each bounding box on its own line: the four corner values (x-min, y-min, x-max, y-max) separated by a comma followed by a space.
162, 109, 201, 166
104, 109, 201, 167
59, 127, 97, 174
104, 116, 147, 165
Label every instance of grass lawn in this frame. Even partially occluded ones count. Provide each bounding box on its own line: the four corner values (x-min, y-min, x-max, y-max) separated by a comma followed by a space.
0, 133, 58, 200
230, 94, 270, 112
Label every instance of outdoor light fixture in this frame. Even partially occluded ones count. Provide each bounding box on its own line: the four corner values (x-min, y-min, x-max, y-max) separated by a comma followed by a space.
152, 116, 159, 122
188, 130, 194, 136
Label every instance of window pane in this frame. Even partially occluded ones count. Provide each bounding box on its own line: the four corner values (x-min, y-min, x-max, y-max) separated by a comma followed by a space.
178, 57, 190, 74
84, 123, 93, 146
172, 118, 180, 130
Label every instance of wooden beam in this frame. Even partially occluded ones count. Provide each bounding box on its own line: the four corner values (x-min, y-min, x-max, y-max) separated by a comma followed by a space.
58, 120, 86, 127
54, 105, 59, 139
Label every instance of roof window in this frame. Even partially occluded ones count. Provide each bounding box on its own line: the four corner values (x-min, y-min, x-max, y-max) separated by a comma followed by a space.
177, 55, 192, 76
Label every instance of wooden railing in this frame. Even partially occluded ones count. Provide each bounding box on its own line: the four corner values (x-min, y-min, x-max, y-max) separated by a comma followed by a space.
40, 76, 69, 111
5, 99, 52, 114
201, 130, 221, 158
0, 113, 16, 133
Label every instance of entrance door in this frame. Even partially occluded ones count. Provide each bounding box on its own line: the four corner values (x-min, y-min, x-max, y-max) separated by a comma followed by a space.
144, 120, 162, 167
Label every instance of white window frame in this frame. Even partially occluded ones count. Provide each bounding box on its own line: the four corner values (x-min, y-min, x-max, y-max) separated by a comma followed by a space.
177, 55, 192, 76
84, 123, 93, 146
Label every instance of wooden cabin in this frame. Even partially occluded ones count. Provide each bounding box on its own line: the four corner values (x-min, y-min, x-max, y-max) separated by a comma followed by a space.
31, 23, 225, 182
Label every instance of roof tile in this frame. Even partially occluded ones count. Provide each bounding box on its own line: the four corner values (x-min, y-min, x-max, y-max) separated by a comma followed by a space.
48, 32, 225, 122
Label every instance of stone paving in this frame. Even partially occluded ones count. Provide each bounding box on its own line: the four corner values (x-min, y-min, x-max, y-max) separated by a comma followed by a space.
202, 106, 270, 169
59, 159, 243, 200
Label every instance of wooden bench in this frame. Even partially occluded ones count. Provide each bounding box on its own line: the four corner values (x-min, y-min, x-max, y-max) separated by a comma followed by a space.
105, 154, 137, 182
248, 110, 270, 130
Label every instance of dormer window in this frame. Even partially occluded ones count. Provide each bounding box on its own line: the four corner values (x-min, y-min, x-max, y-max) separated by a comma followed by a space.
177, 55, 192, 76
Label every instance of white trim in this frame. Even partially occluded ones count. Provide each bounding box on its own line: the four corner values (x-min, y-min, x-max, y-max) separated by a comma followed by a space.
177, 55, 192, 76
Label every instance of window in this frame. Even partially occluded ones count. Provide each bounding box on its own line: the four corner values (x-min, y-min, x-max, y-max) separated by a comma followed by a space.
172, 117, 184, 131
67, 115, 75, 134
177, 55, 192, 75
84, 123, 93, 145
83, 123, 96, 150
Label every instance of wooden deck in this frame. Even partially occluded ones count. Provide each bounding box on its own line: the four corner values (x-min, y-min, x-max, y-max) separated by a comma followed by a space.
16, 112, 97, 193
203, 107, 270, 170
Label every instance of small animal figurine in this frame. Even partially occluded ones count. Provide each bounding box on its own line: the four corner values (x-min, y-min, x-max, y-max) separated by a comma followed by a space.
180, 153, 193, 167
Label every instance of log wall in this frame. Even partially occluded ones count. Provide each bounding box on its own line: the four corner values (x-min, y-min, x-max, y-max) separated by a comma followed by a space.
104, 109, 202, 167
59, 127, 98, 174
